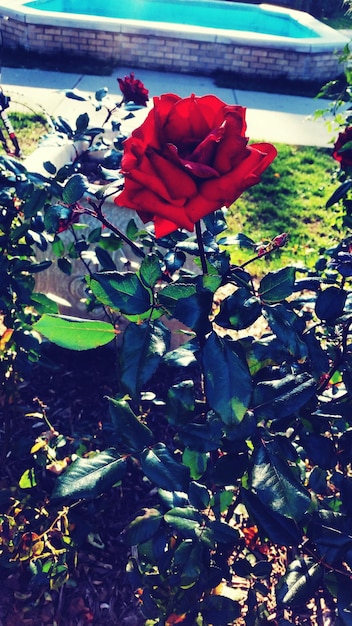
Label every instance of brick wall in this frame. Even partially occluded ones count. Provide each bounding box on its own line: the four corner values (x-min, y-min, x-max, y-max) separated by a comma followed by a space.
1, 19, 344, 82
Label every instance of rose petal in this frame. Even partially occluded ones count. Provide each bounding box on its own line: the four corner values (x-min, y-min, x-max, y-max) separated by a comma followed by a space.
148, 149, 198, 198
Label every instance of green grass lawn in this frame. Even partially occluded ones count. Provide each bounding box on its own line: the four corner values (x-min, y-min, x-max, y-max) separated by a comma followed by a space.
226, 143, 344, 274
0, 111, 51, 156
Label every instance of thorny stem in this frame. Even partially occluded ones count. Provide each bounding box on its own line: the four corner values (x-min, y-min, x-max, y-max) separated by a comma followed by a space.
88, 200, 145, 259
195, 220, 208, 274
70, 226, 116, 325
317, 318, 352, 394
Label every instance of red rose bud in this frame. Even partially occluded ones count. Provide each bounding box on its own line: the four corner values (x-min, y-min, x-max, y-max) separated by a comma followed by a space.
117, 72, 149, 107
332, 127, 352, 169
115, 93, 277, 237
273, 232, 288, 248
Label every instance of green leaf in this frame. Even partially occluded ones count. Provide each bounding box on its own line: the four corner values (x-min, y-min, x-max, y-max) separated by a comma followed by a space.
124, 508, 163, 545
258, 267, 295, 304
326, 179, 352, 208
202, 332, 252, 426
30, 292, 59, 315
19, 468, 37, 489
58, 257, 72, 275
315, 286, 347, 323
212, 452, 249, 485
263, 304, 308, 361
120, 321, 170, 398
163, 341, 198, 368
177, 418, 224, 453
52, 449, 126, 500
209, 520, 240, 544
172, 540, 203, 587
33, 314, 116, 350
62, 173, 89, 204
201, 594, 241, 625
95, 246, 116, 270
166, 380, 195, 426
140, 443, 190, 492
276, 557, 323, 607
252, 372, 316, 422
158, 277, 212, 334
43, 160, 57, 175
214, 288, 261, 330
88, 271, 152, 315
164, 507, 206, 540
108, 396, 153, 451
75, 112, 90, 135
139, 253, 163, 288
242, 488, 302, 546
182, 448, 208, 480
250, 440, 311, 520
44, 204, 72, 234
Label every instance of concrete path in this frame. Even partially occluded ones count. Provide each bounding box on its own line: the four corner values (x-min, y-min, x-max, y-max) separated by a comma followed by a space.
0, 64, 336, 147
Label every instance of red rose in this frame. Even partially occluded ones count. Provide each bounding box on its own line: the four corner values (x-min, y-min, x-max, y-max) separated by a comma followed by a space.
332, 127, 352, 169
117, 72, 149, 107
114, 94, 277, 237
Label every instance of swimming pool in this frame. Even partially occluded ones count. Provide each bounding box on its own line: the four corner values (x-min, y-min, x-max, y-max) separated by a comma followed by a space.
0, 0, 348, 81
24, 0, 320, 39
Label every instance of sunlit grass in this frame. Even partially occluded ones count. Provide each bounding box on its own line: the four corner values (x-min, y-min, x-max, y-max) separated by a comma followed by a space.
226, 143, 344, 275
0, 111, 51, 156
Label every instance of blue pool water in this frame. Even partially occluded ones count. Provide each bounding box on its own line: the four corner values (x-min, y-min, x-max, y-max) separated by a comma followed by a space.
24, 0, 319, 39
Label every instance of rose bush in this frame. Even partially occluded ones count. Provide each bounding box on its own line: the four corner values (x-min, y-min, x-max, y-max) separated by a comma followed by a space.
332, 126, 352, 169
114, 93, 277, 237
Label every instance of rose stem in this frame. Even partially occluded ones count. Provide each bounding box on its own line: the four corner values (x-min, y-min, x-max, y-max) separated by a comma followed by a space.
195, 220, 208, 274
90, 205, 145, 259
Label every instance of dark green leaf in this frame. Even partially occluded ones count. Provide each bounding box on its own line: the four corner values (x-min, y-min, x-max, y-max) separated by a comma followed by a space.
326, 179, 352, 208
201, 594, 241, 625
189, 481, 210, 510
58, 257, 72, 275
315, 286, 347, 323
108, 396, 153, 451
95, 246, 116, 270
43, 160, 57, 175
172, 540, 202, 586
177, 418, 224, 453
214, 288, 261, 330
276, 557, 323, 607
250, 440, 311, 520
242, 489, 302, 546
202, 332, 252, 426
139, 253, 163, 288
164, 506, 203, 534
62, 173, 89, 204
75, 112, 90, 135
124, 508, 162, 545
120, 321, 170, 398
212, 452, 249, 485
166, 380, 195, 426
182, 448, 208, 480
44, 204, 72, 234
263, 304, 308, 361
52, 448, 126, 500
88, 271, 152, 315
258, 267, 295, 304
253, 372, 316, 422
209, 520, 240, 544
163, 341, 198, 368
140, 444, 190, 492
